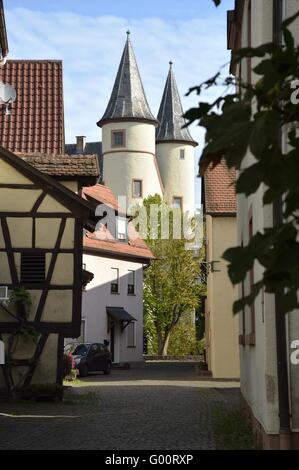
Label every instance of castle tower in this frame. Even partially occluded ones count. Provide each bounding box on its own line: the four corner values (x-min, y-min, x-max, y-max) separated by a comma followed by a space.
156, 62, 197, 213
97, 32, 163, 211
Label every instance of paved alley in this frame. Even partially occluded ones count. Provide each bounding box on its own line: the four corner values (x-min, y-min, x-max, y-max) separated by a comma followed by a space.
0, 362, 240, 450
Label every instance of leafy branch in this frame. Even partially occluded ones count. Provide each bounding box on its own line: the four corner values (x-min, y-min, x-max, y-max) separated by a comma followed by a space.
185, 11, 299, 314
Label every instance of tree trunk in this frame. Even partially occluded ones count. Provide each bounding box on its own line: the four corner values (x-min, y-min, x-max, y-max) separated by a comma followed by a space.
161, 333, 171, 356
157, 329, 164, 355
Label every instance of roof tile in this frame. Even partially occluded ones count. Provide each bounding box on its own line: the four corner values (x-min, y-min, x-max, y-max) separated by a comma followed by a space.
203, 160, 236, 214
0, 60, 64, 155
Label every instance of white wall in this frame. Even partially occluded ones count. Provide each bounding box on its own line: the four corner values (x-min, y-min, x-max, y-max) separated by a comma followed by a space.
156, 142, 195, 213
237, 0, 280, 435
102, 121, 163, 211
82, 252, 145, 363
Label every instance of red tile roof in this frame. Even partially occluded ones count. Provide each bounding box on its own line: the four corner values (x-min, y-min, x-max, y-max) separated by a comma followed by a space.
202, 160, 236, 215
82, 184, 154, 261
0, 60, 64, 154
18, 153, 99, 178
83, 184, 120, 212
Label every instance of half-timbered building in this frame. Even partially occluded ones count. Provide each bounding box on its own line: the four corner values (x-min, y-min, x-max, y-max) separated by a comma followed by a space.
0, 146, 99, 389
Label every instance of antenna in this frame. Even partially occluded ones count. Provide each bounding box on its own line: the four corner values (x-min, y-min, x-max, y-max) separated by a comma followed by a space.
0, 82, 17, 115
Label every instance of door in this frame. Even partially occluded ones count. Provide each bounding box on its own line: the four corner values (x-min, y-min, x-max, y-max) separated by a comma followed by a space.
110, 321, 119, 364
110, 322, 115, 363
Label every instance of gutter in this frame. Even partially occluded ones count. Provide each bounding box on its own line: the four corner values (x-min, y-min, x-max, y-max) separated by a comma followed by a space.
273, 0, 292, 450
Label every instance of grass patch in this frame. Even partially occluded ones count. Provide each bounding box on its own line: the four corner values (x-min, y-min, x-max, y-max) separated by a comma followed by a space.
212, 405, 255, 450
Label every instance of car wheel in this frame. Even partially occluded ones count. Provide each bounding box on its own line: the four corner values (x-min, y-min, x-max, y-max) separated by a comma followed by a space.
103, 362, 112, 375
80, 364, 89, 377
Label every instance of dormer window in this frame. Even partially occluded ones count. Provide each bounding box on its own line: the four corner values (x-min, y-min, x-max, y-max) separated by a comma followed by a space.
117, 217, 127, 242
111, 130, 125, 147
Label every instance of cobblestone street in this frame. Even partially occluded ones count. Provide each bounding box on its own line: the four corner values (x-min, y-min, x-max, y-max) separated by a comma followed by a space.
0, 362, 240, 450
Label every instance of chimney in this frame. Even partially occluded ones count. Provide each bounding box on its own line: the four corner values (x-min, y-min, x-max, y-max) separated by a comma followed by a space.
76, 136, 86, 154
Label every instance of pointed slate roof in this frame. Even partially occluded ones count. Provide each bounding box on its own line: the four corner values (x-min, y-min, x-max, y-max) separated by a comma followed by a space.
97, 32, 157, 127
156, 62, 197, 146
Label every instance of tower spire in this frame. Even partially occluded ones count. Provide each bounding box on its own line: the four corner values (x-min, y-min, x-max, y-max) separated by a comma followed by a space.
97, 33, 157, 127
156, 63, 197, 145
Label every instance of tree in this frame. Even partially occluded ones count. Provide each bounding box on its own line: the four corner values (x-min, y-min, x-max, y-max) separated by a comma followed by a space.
134, 195, 205, 355
184, 6, 299, 314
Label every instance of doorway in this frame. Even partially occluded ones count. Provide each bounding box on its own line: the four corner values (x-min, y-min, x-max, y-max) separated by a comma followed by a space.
110, 321, 119, 363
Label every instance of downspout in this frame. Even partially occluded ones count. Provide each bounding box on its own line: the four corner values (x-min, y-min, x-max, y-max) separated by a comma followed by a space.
273, 0, 292, 450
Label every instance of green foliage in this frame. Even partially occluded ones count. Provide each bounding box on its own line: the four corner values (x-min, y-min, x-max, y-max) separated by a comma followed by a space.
167, 318, 198, 356
185, 14, 299, 314
141, 195, 206, 355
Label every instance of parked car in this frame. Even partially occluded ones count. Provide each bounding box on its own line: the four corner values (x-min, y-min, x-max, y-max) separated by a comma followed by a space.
65, 342, 112, 377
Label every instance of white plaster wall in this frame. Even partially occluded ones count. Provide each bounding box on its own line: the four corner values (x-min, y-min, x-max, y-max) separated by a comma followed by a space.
102, 122, 162, 211
82, 252, 144, 363
238, 0, 280, 435
156, 143, 195, 213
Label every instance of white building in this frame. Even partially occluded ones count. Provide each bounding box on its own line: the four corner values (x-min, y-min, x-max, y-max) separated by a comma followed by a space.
66, 32, 197, 214
81, 184, 153, 364
228, 0, 299, 450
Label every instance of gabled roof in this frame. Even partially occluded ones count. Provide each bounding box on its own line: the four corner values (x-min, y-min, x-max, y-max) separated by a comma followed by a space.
202, 160, 236, 216
65, 141, 103, 181
0, 60, 64, 154
97, 33, 157, 128
17, 153, 99, 181
0, 145, 96, 229
82, 183, 154, 262
0, 0, 8, 59
156, 62, 197, 146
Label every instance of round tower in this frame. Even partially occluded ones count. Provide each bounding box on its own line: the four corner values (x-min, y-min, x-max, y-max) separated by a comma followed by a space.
97, 32, 163, 212
156, 62, 197, 214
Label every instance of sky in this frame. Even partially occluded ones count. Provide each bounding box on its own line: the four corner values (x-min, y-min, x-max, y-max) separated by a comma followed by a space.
4, 0, 234, 204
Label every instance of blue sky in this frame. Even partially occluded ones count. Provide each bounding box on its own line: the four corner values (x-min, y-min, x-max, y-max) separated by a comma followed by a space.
4, 0, 234, 203
5, 0, 233, 20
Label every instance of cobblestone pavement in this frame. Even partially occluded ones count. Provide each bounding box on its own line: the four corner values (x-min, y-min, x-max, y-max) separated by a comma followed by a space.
0, 362, 240, 450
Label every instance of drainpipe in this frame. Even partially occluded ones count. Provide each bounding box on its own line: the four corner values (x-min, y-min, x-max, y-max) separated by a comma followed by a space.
273, 0, 292, 450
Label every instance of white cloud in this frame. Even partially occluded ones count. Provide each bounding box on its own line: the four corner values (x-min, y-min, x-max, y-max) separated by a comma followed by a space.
5, 7, 231, 203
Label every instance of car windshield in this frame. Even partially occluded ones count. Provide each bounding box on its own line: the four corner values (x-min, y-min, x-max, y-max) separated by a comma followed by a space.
73, 344, 88, 356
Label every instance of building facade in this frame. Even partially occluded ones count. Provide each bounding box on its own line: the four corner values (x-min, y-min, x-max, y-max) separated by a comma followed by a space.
0, 8, 99, 392
80, 184, 153, 364
202, 160, 240, 379
228, 0, 299, 449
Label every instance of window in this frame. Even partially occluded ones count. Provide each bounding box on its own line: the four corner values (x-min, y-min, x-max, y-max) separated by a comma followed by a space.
20, 251, 46, 284
111, 267, 119, 294
127, 322, 136, 347
173, 197, 182, 210
127, 270, 135, 295
179, 149, 185, 160
132, 180, 142, 198
117, 217, 127, 241
111, 130, 125, 147
247, 210, 255, 346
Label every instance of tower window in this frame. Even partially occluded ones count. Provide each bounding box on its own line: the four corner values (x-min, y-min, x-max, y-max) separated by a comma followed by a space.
173, 197, 183, 210
132, 179, 142, 198
180, 149, 185, 160
111, 130, 125, 147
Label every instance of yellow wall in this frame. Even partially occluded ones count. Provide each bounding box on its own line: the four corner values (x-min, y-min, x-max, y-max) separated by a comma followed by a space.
205, 214, 240, 378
